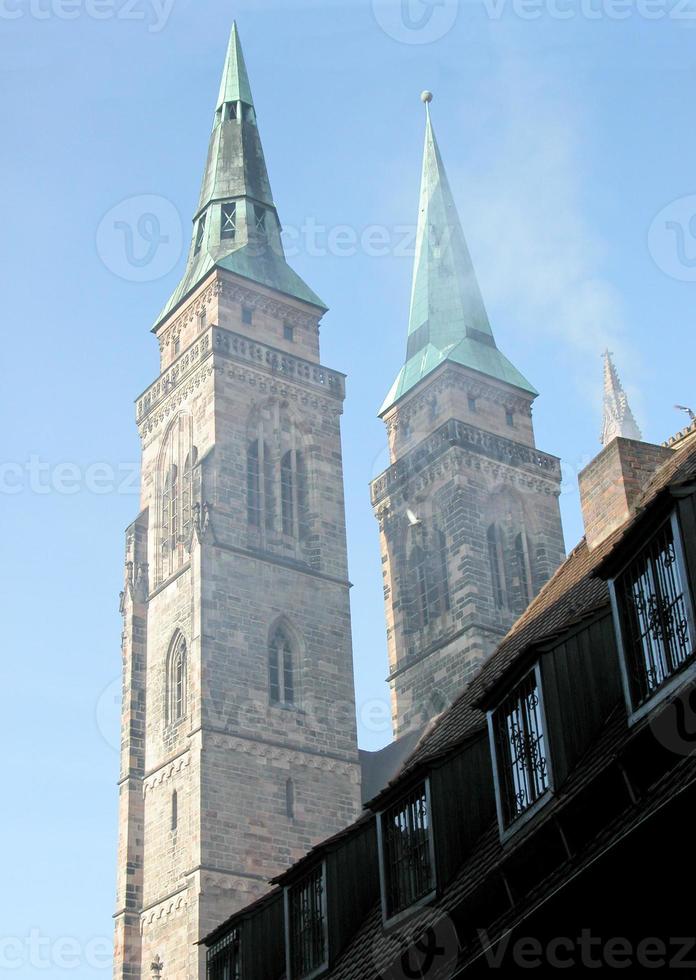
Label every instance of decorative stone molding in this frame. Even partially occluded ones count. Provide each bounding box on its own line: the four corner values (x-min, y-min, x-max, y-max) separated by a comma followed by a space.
383, 367, 533, 436
218, 278, 320, 333
157, 280, 220, 354
137, 335, 212, 423
143, 753, 191, 794
371, 418, 561, 505
141, 893, 187, 929
206, 731, 360, 776
213, 327, 344, 400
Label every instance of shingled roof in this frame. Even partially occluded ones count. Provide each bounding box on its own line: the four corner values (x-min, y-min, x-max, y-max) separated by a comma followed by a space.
368, 427, 696, 804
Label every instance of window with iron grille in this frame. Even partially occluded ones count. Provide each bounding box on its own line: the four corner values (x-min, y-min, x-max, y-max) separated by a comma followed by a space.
207, 928, 241, 980
492, 669, 550, 829
287, 864, 327, 979
194, 213, 206, 255
613, 515, 695, 711
221, 202, 237, 240
254, 205, 267, 233
379, 782, 435, 919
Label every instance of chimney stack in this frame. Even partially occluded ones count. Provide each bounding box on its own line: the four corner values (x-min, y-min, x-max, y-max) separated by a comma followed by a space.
579, 437, 673, 549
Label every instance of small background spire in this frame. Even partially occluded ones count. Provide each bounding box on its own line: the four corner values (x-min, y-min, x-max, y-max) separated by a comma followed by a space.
600, 350, 642, 445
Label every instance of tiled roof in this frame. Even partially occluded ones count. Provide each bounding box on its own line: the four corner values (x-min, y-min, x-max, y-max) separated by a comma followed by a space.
383, 434, 696, 789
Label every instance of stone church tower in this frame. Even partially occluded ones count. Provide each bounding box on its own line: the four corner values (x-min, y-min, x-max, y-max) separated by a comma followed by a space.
113, 26, 362, 979
371, 95, 565, 737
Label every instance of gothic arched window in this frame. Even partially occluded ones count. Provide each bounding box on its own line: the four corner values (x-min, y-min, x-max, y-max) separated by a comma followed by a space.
181, 448, 197, 542
281, 449, 309, 540
406, 525, 450, 632
167, 633, 187, 725
247, 439, 274, 531
159, 415, 196, 582
162, 464, 178, 574
514, 531, 533, 612
269, 626, 295, 706
487, 523, 507, 609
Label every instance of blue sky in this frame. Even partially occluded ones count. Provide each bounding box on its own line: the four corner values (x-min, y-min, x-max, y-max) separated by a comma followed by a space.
2, 0, 696, 974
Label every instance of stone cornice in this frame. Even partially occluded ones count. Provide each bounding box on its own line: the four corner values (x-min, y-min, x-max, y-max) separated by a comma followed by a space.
156, 275, 321, 356
370, 418, 561, 507
136, 325, 344, 440
212, 325, 344, 400
217, 277, 321, 332
383, 364, 534, 435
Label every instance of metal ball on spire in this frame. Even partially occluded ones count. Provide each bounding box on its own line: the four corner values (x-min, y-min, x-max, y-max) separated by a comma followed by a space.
421, 90, 433, 104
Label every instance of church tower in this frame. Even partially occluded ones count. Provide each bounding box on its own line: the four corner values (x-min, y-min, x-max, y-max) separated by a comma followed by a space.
371, 94, 565, 737
113, 26, 362, 979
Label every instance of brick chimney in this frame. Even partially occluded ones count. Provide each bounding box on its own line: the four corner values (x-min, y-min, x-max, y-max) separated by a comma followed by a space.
579, 437, 673, 550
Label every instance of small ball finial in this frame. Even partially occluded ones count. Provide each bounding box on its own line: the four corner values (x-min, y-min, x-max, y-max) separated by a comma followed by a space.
421, 90, 433, 104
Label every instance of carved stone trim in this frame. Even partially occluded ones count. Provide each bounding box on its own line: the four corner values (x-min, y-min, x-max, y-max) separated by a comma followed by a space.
217, 278, 320, 332
384, 366, 533, 437
371, 419, 561, 505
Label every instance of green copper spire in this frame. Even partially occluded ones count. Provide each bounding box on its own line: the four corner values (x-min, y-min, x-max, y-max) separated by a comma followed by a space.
380, 93, 535, 414
155, 23, 325, 328
216, 22, 253, 110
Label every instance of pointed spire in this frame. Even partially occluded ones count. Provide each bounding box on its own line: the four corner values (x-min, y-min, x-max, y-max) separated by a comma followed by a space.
155, 24, 324, 327
380, 94, 535, 414
216, 22, 253, 111
601, 351, 642, 445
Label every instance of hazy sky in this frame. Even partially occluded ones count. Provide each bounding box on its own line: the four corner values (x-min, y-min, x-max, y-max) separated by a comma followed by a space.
2, 0, 696, 974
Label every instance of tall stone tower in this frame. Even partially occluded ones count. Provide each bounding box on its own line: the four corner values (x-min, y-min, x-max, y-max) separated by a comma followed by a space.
113, 26, 362, 979
370, 95, 565, 737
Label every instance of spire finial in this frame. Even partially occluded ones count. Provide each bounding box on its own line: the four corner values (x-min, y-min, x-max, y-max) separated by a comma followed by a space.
378, 90, 536, 415
600, 349, 642, 446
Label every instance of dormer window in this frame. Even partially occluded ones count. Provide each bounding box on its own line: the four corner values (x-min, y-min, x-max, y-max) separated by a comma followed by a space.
194, 214, 206, 255
221, 202, 237, 240
489, 666, 551, 834
254, 205, 267, 234
610, 512, 695, 720
285, 863, 328, 980
377, 780, 436, 923
207, 928, 241, 980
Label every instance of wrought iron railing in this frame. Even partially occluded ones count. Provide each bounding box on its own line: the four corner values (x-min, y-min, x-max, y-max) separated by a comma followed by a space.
615, 518, 694, 708
206, 928, 240, 980
494, 670, 550, 827
381, 782, 435, 917
288, 865, 327, 978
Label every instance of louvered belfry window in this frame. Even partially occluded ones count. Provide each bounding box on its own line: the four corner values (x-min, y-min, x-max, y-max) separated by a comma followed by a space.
493, 669, 550, 828
206, 928, 241, 980
288, 865, 327, 979
614, 516, 695, 709
380, 782, 435, 918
